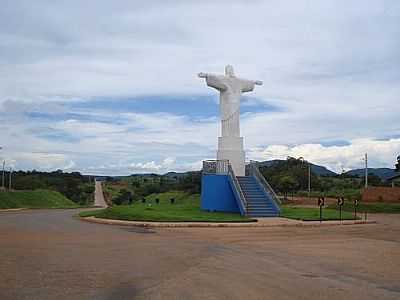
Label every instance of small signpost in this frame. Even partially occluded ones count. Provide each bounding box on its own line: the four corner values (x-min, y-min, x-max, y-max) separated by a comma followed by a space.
354, 198, 359, 220
338, 197, 344, 222
318, 197, 325, 223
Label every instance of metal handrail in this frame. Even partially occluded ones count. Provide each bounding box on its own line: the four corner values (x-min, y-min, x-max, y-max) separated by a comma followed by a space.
228, 163, 248, 215
203, 159, 229, 175
249, 162, 281, 207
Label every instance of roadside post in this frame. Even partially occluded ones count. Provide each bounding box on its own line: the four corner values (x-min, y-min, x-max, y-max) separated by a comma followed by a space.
1, 160, 5, 190
318, 197, 325, 223
8, 168, 12, 190
354, 198, 359, 220
128, 194, 133, 205
338, 197, 344, 222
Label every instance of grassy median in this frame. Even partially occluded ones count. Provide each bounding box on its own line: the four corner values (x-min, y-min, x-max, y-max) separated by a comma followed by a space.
80, 191, 377, 222
80, 191, 253, 222
280, 206, 356, 221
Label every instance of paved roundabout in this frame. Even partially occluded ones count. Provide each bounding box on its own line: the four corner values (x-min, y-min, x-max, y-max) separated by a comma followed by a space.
1, 209, 399, 299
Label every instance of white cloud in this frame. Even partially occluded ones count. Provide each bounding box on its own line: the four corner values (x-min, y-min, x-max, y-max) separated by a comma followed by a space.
4, 152, 74, 171
129, 157, 176, 173
248, 138, 400, 173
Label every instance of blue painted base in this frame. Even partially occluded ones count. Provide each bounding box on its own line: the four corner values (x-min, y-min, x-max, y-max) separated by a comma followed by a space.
201, 174, 240, 213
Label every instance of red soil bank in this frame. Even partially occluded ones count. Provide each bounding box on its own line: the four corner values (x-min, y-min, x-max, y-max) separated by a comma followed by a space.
362, 187, 400, 203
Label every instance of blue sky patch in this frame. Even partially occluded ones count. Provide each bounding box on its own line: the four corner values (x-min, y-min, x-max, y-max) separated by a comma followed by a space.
69, 95, 282, 119
320, 140, 352, 147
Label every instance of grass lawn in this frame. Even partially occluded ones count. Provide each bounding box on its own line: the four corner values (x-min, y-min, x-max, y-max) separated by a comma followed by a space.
80, 191, 253, 222
328, 202, 400, 214
0, 189, 78, 209
281, 206, 356, 221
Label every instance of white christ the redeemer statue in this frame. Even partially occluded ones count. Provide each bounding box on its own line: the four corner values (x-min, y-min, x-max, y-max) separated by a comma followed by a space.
198, 65, 262, 176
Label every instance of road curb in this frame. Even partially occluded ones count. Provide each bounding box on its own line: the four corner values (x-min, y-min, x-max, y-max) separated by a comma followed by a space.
0, 208, 28, 213
80, 216, 377, 228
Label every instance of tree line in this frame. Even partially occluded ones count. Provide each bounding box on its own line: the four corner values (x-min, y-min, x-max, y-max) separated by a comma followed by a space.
1, 169, 94, 205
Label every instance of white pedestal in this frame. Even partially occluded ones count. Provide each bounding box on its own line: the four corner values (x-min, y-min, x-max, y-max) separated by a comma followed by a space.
217, 136, 245, 176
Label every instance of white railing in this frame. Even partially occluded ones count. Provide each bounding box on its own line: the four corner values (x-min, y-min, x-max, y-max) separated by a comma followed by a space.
247, 161, 281, 208
202, 159, 229, 175
227, 163, 247, 215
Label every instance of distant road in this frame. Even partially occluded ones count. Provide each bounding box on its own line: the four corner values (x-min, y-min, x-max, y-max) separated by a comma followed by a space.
94, 180, 107, 207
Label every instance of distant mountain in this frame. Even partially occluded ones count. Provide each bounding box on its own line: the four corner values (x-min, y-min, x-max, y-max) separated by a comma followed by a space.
257, 159, 282, 168
163, 171, 189, 178
99, 161, 395, 180
344, 168, 397, 180
257, 160, 337, 176
309, 164, 337, 176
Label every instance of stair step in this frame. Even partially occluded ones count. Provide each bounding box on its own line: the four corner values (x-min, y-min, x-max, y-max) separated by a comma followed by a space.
249, 212, 278, 215
248, 209, 276, 212
235, 176, 279, 217
243, 194, 265, 197
241, 185, 261, 188
248, 214, 279, 217
247, 206, 276, 210
247, 208, 275, 210
241, 186, 261, 188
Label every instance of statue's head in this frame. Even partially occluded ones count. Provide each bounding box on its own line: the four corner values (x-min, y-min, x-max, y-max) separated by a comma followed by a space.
225, 65, 235, 77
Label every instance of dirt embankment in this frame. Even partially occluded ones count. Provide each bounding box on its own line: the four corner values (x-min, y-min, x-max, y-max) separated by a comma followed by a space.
102, 190, 113, 206
362, 187, 400, 203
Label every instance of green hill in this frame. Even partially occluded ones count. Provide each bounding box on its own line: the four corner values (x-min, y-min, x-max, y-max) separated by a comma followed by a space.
0, 189, 78, 209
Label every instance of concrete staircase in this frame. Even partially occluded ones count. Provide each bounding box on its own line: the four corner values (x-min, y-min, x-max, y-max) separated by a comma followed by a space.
237, 176, 280, 217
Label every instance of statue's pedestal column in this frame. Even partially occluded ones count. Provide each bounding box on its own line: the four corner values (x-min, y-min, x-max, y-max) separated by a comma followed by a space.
217, 136, 245, 176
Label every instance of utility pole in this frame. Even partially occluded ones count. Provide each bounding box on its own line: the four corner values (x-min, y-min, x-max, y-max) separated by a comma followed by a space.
308, 163, 311, 197
8, 167, 12, 190
0, 146, 4, 190
365, 153, 368, 188
2, 160, 5, 190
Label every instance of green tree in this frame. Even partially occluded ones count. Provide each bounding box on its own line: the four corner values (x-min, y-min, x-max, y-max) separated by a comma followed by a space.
278, 176, 299, 199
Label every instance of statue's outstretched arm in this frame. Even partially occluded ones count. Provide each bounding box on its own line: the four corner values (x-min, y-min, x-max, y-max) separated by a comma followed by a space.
198, 73, 227, 91
240, 79, 262, 93
198, 72, 208, 78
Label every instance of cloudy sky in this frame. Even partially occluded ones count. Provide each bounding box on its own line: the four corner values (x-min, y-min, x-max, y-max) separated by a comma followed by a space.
1, 0, 399, 175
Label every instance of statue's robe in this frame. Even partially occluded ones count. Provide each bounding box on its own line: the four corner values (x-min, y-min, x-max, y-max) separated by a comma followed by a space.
206, 74, 255, 137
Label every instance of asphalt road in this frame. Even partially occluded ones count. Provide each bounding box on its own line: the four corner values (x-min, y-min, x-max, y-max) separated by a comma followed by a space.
0, 209, 399, 300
